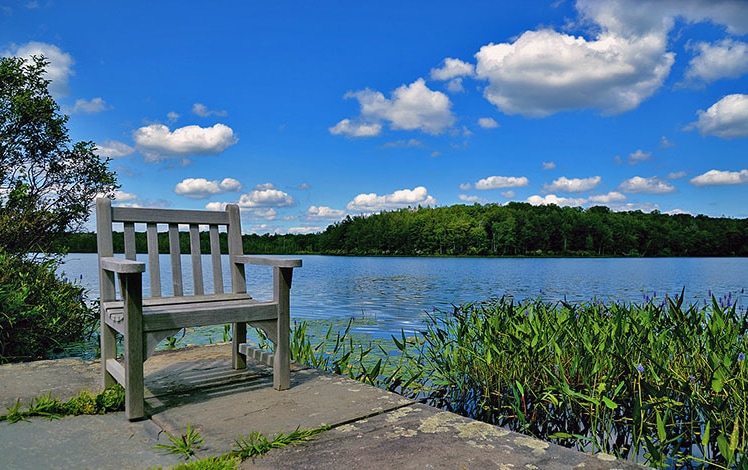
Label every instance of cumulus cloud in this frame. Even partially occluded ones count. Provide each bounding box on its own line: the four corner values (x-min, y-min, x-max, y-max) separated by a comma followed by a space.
474, 28, 673, 117
687, 94, 748, 139
96, 140, 135, 159
619, 176, 676, 194
132, 123, 239, 162
628, 149, 652, 164
192, 103, 228, 117
475, 176, 530, 190
331, 78, 454, 137
114, 190, 138, 202
430, 58, 475, 80
477, 117, 499, 129
542, 161, 557, 170
66, 97, 108, 114
328, 119, 382, 137
306, 206, 346, 219
527, 194, 587, 207
543, 176, 601, 193
346, 186, 437, 212
588, 191, 626, 203
690, 169, 748, 186
174, 177, 242, 199
7, 41, 74, 97
238, 183, 294, 208
686, 39, 748, 83
458, 194, 487, 203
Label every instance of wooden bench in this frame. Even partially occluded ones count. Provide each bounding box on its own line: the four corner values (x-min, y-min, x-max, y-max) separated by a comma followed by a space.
95, 197, 301, 420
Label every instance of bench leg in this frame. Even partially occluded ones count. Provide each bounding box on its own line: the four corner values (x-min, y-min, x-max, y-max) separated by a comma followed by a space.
232, 321, 247, 369
121, 273, 145, 420
274, 267, 292, 390
101, 313, 117, 389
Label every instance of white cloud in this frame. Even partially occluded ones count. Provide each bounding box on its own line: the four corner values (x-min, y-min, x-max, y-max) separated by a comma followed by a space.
686, 39, 748, 83
96, 140, 135, 159
113, 190, 138, 202
475, 175, 530, 190
250, 208, 277, 220
346, 186, 437, 212
588, 191, 626, 203
619, 176, 676, 194
688, 94, 748, 139
500, 190, 515, 198
332, 78, 454, 137
446, 78, 465, 93
668, 171, 687, 179
7, 41, 74, 97
430, 58, 475, 80
238, 183, 294, 208
477, 117, 499, 129
192, 103, 228, 117
527, 194, 587, 207
167, 112, 180, 123
628, 149, 652, 164
690, 169, 748, 186
543, 176, 601, 193
660, 136, 675, 148
459, 194, 485, 203
174, 177, 242, 199
205, 201, 228, 211
132, 123, 238, 162
306, 205, 346, 219
575, 0, 748, 37
474, 28, 673, 116
328, 119, 382, 137
459, 182, 472, 191
66, 97, 108, 114
542, 161, 556, 170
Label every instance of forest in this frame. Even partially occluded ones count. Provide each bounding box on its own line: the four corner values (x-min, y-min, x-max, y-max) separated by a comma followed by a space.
60, 202, 748, 257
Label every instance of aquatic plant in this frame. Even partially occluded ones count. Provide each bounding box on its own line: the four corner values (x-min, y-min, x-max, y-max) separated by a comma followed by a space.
287, 290, 747, 468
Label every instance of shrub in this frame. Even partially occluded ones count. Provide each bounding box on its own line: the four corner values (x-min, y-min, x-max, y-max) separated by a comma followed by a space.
0, 250, 98, 363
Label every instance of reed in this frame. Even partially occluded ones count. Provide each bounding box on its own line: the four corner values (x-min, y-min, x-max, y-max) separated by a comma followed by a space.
288, 290, 747, 469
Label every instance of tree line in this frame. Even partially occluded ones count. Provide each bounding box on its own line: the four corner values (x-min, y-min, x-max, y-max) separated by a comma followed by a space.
60, 202, 748, 257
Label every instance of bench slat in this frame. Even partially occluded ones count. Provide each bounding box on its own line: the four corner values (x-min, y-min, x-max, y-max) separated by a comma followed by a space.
190, 224, 204, 295
146, 223, 162, 297
168, 224, 183, 296
112, 206, 230, 225
209, 225, 224, 294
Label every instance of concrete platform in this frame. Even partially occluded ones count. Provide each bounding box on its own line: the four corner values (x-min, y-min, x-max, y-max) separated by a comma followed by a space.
1, 344, 643, 469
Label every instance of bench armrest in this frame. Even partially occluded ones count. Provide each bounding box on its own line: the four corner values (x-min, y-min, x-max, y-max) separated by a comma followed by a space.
232, 255, 302, 268
100, 257, 146, 273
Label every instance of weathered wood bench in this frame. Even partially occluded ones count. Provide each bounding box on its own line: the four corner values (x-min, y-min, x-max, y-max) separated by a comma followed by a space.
95, 197, 301, 420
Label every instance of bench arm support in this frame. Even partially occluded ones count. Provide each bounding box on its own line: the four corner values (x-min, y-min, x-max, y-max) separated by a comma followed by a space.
232, 255, 302, 269
100, 257, 146, 274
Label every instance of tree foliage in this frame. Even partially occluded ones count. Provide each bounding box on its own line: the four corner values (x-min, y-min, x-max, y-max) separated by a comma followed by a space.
59, 202, 748, 257
0, 55, 118, 256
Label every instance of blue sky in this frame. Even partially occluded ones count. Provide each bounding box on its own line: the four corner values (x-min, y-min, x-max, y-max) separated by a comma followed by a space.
2, 0, 748, 234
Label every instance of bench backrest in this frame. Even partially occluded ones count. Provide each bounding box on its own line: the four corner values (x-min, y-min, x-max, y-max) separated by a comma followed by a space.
96, 198, 246, 302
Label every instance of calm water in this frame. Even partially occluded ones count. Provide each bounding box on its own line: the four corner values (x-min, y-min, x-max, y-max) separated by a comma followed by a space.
61, 254, 747, 339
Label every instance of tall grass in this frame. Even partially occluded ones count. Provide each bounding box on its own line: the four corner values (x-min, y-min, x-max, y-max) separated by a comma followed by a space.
286, 291, 747, 469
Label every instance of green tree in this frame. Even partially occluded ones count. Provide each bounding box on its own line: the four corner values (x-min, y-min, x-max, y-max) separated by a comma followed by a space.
0, 55, 118, 256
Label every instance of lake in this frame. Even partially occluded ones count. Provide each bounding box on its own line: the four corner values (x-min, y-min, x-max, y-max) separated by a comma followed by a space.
61, 254, 747, 339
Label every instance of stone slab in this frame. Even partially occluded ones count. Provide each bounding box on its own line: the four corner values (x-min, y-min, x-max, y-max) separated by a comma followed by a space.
239, 403, 644, 470
0, 412, 180, 470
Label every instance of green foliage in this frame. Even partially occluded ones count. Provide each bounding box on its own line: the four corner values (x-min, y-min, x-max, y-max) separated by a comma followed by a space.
152, 425, 329, 469
0, 385, 125, 423
57, 203, 748, 257
155, 423, 204, 460
230, 426, 329, 460
0, 55, 118, 256
0, 249, 98, 363
401, 293, 747, 468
